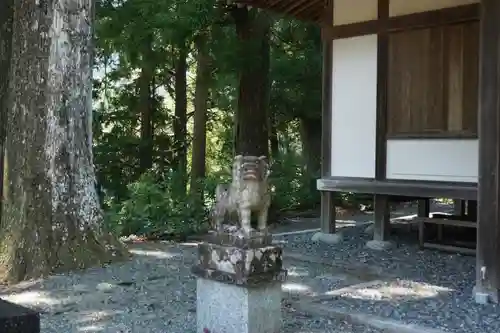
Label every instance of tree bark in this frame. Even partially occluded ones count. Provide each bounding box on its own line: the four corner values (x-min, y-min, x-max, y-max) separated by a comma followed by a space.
190, 32, 212, 195
0, 0, 128, 284
299, 117, 322, 176
0, 0, 14, 226
232, 8, 271, 157
139, 35, 154, 173
173, 44, 188, 187
268, 111, 279, 158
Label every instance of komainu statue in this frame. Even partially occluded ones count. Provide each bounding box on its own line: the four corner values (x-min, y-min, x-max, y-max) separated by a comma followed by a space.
212, 155, 271, 236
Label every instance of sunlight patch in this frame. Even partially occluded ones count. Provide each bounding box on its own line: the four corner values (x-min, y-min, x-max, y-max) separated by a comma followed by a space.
286, 266, 311, 277
3, 291, 61, 307
337, 280, 453, 301
178, 242, 200, 247
77, 324, 105, 332
128, 249, 179, 259
76, 309, 124, 324
282, 282, 312, 293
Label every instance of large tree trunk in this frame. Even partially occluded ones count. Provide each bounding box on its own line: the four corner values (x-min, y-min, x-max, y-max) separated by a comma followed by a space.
232, 8, 271, 157
0, 0, 13, 226
139, 35, 154, 173
190, 32, 212, 195
173, 44, 188, 187
0, 0, 128, 284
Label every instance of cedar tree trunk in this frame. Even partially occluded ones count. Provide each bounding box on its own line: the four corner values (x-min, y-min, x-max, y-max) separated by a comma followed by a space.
0, 0, 129, 284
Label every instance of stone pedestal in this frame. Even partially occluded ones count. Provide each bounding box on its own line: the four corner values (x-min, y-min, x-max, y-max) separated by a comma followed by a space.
192, 231, 286, 333
0, 299, 40, 333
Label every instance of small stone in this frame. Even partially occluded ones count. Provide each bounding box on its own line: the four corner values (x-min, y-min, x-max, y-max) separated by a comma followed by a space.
311, 232, 342, 245
96, 282, 119, 292
365, 240, 393, 251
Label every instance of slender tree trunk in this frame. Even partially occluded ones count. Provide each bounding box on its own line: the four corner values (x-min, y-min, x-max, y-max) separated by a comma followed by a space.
299, 117, 322, 176
268, 111, 279, 158
0, 0, 128, 284
232, 8, 272, 157
190, 32, 212, 195
173, 44, 188, 187
139, 36, 154, 173
0, 0, 13, 227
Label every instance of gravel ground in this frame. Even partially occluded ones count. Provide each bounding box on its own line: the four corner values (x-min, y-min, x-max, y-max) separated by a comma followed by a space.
276, 224, 500, 333
0, 241, 385, 333
0, 200, 495, 333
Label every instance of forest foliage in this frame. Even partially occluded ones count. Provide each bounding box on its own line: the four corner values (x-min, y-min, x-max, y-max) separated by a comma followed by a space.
93, 0, 325, 239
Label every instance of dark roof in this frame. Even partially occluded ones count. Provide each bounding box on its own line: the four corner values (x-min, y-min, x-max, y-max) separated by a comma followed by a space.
236, 0, 328, 23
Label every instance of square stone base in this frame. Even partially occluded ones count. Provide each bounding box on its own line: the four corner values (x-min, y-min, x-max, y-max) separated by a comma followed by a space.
197, 277, 282, 333
0, 299, 40, 333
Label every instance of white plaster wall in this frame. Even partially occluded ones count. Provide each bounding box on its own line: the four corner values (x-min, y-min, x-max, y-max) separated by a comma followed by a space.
333, 0, 378, 25
330, 34, 378, 178
386, 139, 478, 182
389, 0, 479, 17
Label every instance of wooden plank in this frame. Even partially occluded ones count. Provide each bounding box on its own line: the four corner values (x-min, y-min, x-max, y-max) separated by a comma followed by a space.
423, 242, 476, 256
462, 21, 479, 134
323, 4, 479, 40
317, 177, 478, 201
387, 27, 445, 135
476, 0, 500, 304
445, 24, 464, 132
414, 217, 476, 228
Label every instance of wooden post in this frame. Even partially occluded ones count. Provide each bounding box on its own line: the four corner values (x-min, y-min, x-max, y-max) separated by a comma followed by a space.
475, 0, 500, 304
318, 0, 336, 238
373, 195, 390, 241
320, 192, 335, 234
366, 0, 391, 251
468, 200, 478, 220
453, 199, 466, 216
417, 199, 430, 217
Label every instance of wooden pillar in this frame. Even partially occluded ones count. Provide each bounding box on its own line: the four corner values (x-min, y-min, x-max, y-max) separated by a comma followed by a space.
368, 0, 391, 248
475, 0, 500, 304
320, 192, 335, 234
319, 1, 336, 236
418, 199, 430, 217
468, 200, 478, 220
373, 195, 390, 241
453, 199, 466, 216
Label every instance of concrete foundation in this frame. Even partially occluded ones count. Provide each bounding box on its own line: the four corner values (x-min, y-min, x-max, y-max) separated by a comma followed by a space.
197, 278, 282, 333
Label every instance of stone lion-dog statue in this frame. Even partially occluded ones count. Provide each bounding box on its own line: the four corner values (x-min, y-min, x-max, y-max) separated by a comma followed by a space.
212, 155, 271, 236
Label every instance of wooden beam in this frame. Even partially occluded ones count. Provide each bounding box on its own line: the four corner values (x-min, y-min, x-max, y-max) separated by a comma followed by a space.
319, 0, 335, 235
317, 177, 477, 200
323, 4, 479, 40
238, 0, 326, 23
475, 0, 500, 304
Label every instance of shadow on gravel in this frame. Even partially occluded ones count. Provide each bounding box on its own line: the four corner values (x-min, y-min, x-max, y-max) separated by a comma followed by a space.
277, 220, 500, 333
